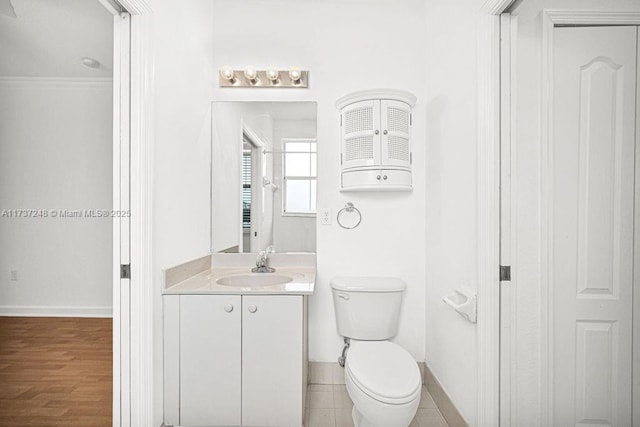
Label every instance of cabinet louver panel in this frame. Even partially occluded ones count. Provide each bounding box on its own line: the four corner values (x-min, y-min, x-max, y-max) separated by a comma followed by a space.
387, 136, 410, 162
381, 100, 411, 168
345, 135, 374, 161
344, 107, 374, 134
387, 107, 409, 133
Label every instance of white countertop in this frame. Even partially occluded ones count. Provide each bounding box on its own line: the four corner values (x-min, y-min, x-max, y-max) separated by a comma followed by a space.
162, 253, 316, 295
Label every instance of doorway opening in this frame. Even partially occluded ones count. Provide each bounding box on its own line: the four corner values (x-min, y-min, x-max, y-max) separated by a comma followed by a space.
242, 139, 253, 251
0, 0, 115, 424
498, 6, 640, 426
0, 0, 153, 424
241, 129, 264, 253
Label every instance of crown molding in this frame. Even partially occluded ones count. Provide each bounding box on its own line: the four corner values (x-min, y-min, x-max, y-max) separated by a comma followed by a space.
0, 76, 113, 86
545, 9, 640, 25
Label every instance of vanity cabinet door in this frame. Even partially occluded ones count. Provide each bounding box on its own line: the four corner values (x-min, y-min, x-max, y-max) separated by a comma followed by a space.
242, 295, 304, 426
180, 295, 241, 426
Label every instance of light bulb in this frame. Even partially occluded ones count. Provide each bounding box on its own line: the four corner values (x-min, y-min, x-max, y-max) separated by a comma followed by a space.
266, 68, 279, 82
220, 66, 235, 81
289, 67, 301, 82
244, 66, 258, 81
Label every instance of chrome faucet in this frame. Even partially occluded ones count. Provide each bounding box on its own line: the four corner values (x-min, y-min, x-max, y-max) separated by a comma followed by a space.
252, 245, 275, 273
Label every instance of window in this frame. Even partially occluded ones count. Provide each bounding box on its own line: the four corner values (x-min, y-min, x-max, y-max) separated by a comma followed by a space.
283, 138, 316, 215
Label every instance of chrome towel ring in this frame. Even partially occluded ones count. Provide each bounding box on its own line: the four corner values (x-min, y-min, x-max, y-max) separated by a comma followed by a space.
337, 202, 362, 229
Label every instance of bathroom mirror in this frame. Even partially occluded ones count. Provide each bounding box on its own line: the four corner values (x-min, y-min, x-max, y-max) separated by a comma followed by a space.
211, 102, 317, 254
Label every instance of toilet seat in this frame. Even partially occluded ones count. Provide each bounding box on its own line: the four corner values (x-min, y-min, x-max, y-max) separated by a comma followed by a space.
345, 341, 421, 405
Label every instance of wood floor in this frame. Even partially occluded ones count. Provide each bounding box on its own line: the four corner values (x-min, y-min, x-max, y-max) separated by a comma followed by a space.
0, 317, 112, 426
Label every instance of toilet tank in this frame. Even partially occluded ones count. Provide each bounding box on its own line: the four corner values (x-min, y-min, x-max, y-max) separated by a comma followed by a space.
331, 276, 405, 340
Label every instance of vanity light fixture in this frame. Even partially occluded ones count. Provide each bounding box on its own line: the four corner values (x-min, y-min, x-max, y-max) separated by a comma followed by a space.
266, 68, 279, 83
244, 66, 258, 83
289, 67, 302, 83
220, 65, 235, 82
218, 66, 309, 88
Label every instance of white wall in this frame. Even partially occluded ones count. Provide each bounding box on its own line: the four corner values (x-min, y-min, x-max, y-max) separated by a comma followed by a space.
150, 0, 483, 425
211, 103, 249, 252
423, 0, 481, 424
0, 79, 113, 316
150, 1, 215, 425
272, 119, 317, 253
211, 0, 427, 362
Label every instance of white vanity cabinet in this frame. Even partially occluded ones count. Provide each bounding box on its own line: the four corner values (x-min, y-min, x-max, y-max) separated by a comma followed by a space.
163, 294, 307, 427
337, 89, 417, 191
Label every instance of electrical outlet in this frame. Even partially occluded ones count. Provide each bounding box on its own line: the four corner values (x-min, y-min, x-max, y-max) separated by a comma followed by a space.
320, 208, 332, 225
10, 270, 17, 282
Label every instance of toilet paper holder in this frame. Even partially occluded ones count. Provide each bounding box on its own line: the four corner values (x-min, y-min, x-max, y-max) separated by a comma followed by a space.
442, 287, 477, 324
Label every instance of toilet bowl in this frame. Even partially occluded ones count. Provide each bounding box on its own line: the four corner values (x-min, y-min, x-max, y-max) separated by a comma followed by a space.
344, 340, 421, 427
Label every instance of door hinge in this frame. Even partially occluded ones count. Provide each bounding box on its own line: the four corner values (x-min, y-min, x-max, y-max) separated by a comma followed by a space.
500, 265, 511, 281
340, 115, 342, 126
120, 264, 131, 279
410, 113, 412, 126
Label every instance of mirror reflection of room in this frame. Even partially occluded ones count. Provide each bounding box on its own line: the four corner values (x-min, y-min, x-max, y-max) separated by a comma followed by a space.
212, 102, 317, 254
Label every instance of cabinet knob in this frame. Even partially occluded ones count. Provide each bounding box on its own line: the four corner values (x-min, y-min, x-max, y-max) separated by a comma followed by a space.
224, 304, 234, 313
248, 304, 258, 313
383, 175, 388, 180
374, 130, 379, 135
383, 130, 388, 135
376, 175, 381, 180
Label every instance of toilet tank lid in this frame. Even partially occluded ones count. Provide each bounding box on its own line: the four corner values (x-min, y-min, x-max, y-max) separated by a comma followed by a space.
330, 276, 406, 292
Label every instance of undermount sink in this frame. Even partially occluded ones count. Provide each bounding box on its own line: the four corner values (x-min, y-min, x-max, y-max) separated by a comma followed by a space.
216, 273, 294, 287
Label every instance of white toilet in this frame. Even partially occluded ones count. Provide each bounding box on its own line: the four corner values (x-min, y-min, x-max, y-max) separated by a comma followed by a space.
331, 277, 421, 427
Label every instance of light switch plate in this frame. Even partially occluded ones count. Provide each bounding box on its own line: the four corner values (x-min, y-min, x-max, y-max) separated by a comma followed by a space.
320, 208, 332, 225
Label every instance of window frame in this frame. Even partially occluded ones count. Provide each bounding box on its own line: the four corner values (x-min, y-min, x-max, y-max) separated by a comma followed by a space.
282, 137, 317, 217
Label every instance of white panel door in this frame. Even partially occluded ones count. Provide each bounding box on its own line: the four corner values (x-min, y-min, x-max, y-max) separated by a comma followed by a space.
180, 295, 242, 426
242, 295, 303, 426
552, 26, 637, 427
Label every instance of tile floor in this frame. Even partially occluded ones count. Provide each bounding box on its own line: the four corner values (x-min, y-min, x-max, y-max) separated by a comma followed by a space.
305, 384, 449, 427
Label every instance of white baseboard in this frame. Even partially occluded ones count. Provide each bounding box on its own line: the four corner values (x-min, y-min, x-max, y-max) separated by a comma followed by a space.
0, 305, 113, 318
424, 363, 469, 427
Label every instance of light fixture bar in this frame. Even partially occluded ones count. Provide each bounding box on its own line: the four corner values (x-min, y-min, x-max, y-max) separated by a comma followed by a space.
219, 68, 309, 88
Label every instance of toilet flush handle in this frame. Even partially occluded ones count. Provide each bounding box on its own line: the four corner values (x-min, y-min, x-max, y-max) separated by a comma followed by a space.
336, 292, 350, 300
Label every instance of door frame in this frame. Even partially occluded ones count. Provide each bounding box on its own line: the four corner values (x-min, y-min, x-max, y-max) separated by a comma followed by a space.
241, 124, 265, 253
116, 1, 154, 425
477, 2, 515, 426
484, 5, 640, 426
99, 0, 154, 425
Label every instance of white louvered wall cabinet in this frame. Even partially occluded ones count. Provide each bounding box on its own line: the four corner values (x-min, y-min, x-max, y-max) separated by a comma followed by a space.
336, 89, 417, 191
